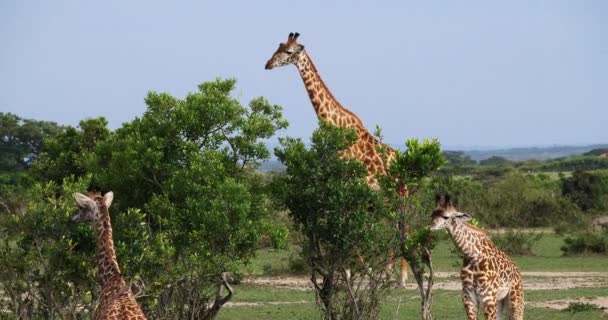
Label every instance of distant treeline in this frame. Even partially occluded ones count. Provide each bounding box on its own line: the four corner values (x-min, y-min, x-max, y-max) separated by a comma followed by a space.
440, 150, 608, 176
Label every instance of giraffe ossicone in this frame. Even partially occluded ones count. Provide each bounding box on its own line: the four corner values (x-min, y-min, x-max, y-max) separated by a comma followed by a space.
72, 191, 147, 320
430, 195, 524, 320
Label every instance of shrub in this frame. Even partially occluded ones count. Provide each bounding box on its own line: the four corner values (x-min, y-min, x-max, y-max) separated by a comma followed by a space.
563, 302, 603, 313
491, 230, 543, 256
273, 122, 395, 320
561, 229, 608, 255
287, 253, 309, 275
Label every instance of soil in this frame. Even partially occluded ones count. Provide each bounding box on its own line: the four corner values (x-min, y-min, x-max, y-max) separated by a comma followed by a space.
241, 272, 608, 292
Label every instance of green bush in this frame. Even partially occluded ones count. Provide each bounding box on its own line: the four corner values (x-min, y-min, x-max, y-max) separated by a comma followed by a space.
0, 176, 98, 318
561, 229, 608, 255
563, 302, 603, 313
287, 253, 309, 275
491, 230, 543, 256
274, 122, 395, 320
1, 79, 288, 320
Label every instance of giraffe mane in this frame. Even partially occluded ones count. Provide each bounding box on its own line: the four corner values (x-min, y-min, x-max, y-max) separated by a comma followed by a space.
463, 223, 487, 234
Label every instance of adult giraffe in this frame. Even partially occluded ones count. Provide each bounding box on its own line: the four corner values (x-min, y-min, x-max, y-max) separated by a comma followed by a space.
72, 192, 147, 320
265, 32, 408, 286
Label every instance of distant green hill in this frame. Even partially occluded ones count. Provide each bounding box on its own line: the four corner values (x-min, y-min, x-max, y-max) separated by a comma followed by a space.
453, 144, 608, 161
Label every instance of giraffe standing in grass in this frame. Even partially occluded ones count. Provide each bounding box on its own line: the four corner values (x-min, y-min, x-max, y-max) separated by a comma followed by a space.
72, 191, 147, 320
265, 32, 408, 286
430, 195, 524, 320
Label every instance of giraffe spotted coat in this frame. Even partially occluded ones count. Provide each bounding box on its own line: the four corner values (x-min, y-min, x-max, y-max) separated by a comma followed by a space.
431, 196, 524, 320
73, 192, 147, 320
265, 32, 408, 285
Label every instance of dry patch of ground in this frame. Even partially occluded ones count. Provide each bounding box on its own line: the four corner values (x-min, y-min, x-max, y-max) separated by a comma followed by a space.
529, 296, 608, 314
242, 272, 608, 291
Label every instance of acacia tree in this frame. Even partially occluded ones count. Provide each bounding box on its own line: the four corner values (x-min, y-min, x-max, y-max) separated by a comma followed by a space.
91, 78, 288, 319
0, 78, 288, 319
273, 122, 395, 320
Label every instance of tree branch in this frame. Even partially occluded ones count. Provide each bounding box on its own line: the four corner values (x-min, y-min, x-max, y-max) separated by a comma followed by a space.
343, 267, 360, 319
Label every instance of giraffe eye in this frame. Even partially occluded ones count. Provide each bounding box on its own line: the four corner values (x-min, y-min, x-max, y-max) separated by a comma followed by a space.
282, 49, 294, 54
441, 216, 449, 219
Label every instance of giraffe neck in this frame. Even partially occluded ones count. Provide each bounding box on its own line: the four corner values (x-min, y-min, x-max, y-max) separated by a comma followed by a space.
294, 51, 400, 188
95, 203, 122, 287
445, 219, 490, 260
295, 51, 364, 128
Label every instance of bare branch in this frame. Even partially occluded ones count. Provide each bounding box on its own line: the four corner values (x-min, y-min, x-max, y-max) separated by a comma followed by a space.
342, 267, 360, 319
0, 200, 11, 214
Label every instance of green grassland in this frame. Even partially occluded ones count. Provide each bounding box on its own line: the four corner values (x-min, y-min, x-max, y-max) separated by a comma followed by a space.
228, 231, 608, 319
218, 287, 608, 320
244, 232, 608, 276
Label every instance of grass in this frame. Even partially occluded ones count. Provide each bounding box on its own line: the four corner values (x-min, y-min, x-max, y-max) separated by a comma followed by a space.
433, 232, 608, 273
218, 286, 608, 320
227, 231, 608, 319
244, 232, 608, 277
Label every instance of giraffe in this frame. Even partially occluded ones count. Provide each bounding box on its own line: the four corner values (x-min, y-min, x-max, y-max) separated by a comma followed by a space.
72, 191, 147, 320
430, 195, 524, 320
265, 32, 408, 286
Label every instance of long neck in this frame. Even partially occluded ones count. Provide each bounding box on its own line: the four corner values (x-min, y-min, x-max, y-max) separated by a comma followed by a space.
445, 219, 489, 260
95, 204, 121, 287
295, 51, 364, 128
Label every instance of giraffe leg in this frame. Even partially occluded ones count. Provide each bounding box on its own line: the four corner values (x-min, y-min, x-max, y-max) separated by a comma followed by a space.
508, 281, 524, 320
483, 297, 498, 320
399, 256, 408, 286
462, 289, 478, 320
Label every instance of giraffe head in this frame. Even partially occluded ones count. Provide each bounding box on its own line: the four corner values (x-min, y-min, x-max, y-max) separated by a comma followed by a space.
265, 32, 305, 70
71, 191, 114, 223
430, 194, 472, 230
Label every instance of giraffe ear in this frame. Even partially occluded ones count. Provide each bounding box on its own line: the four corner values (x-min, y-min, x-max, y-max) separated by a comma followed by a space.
295, 44, 305, 53
73, 192, 95, 208
434, 194, 442, 205
103, 191, 114, 208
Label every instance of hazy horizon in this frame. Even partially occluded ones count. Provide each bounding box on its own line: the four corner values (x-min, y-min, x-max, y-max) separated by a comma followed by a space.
2, 1, 606, 148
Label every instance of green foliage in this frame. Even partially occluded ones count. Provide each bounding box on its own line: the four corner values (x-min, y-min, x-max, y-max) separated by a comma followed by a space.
479, 156, 510, 166
438, 173, 582, 228
562, 302, 603, 313
0, 112, 63, 173
538, 156, 608, 172
561, 228, 608, 255
89, 78, 287, 318
491, 230, 543, 256
561, 170, 608, 212
273, 122, 394, 320
388, 138, 445, 187
380, 138, 445, 320
1, 78, 288, 319
30, 117, 111, 185
442, 150, 476, 166
0, 176, 98, 318
583, 148, 608, 156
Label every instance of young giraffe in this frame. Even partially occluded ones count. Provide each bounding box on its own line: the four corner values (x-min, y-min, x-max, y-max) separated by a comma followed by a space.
72, 191, 147, 320
430, 195, 524, 320
265, 32, 408, 286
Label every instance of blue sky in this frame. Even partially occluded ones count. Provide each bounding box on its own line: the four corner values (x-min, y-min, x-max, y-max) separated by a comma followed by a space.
1, 1, 606, 148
